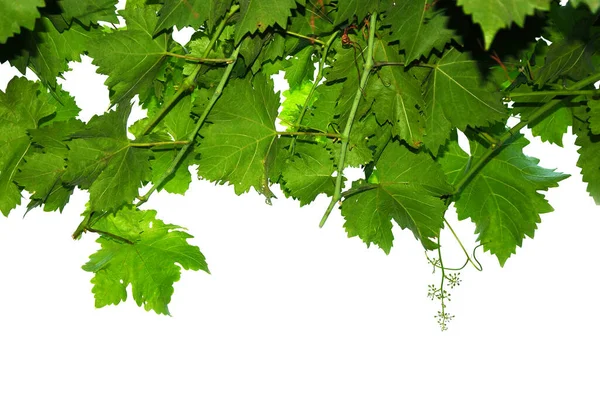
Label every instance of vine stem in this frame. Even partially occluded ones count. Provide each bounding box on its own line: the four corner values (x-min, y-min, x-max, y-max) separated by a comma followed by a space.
289, 32, 338, 154
507, 89, 600, 99
284, 30, 326, 46
136, 45, 241, 206
164, 52, 235, 64
443, 217, 482, 271
279, 131, 341, 139
129, 140, 190, 148
319, 12, 378, 228
373, 61, 437, 69
452, 71, 600, 197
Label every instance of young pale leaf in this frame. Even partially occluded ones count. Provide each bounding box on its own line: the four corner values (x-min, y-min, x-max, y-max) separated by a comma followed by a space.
234, 0, 298, 44
0, 78, 55, 216
0, 0, 44, 44
385, 0, 455, 63
423, 48, 507, 156
198, 74, 279, 197
457, 0, 552, 49
342, 142, 452, 253
82, 207, 208, 315
440, 133, 568, 265
88, 7, 168, 104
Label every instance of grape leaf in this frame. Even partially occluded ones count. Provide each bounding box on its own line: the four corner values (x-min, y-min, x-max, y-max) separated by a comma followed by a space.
27, 18, 92, 88
368, 40, 425, 147
198, 74, 279, 197
16, 119, 83, 212
88, 7, 169, 104
440, 133, 568, 265
154, 0, 232, 34
570, 0, 600, 12
0, 0, 45, 44
56, 0, 119, 27
423, 48, 507, 156
82, 206, 208, 315
65, 105, 151, 212
342, 141, 452, 253
281, 142, 335, 205
234, 0, 298, 44
0, 78, 55, 216
385, 0, 456, 63
457, 0, 552, 49
333, 0, 374, 25
536, 39, 596, 86
575, 108, 600, 204
589, 100, 600, 135
284, 46, 315, 90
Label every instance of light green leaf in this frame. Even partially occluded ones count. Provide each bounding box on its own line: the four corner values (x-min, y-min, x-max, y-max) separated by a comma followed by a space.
198, 74, 280, 197
0, 0, 45, 44
284, 46, 315, 90
575, 110, 600, 204
82, 206, 208, 315
423, 48, 507, 156
385, 0, 456, 63
589, 100, 600, 135
457, 0, 552, 49
57, 0, 119, 26
342, 142, 452, 253
440, 133, 568, 265
570, 0, 600, 12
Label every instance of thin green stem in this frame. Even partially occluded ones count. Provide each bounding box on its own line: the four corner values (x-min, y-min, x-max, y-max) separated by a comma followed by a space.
128, 140, 190, 148
165, 52, 235, 64
340, 183, 378, 199
452, 71, 600, 197
279, 131, 341, 139
85, 227, 134, 245
507, 89, 600, 99
289, 32, 339, 154
319, 13, 378, 228
443, 217, 482, 271
373, 61, 437, 69
284, 30, 326, 46
136, 45, 241, 206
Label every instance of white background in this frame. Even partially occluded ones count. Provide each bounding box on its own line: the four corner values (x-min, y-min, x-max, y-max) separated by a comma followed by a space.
1, 8, 600, 397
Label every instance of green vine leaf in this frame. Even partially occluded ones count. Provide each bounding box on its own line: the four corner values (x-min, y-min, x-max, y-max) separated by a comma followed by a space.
64, 104, 151, 213
0, 0, 45, 44
457, 0, 552, 49
82, 206, 208, 315
154, 0, 232, 34
88, 7, 169, 104
342, 141, 452, 253
0, 77, 55, 216
197, 73, 280, 197
574, 106, 600, 204
440, 132, 568, 265
423, 47, 507, 156
536, 39, 597, 86
234, 0, 298, 44
385, 0, 456, 63
55, 0, 119, 27
570, 0, 600, 12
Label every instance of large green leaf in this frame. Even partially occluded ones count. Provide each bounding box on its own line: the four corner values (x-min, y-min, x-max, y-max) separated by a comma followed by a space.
342, 141, 452, 253
439, 133, 568, 265
64, 105, 151, 212
82, 207, 208, 315
234, 0, 298, 44
198, 74, 280, 197
457, 0, 552, 49
575, 106, 600, 204
385, 0, 455, 63
0, 78, 55, 216
88, 7, 169, 104
423, 48, 507, 156
56, 0, 119, 26
0, 0, 45, 44
570, 0, 600, 12
536, 39, 596, 86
